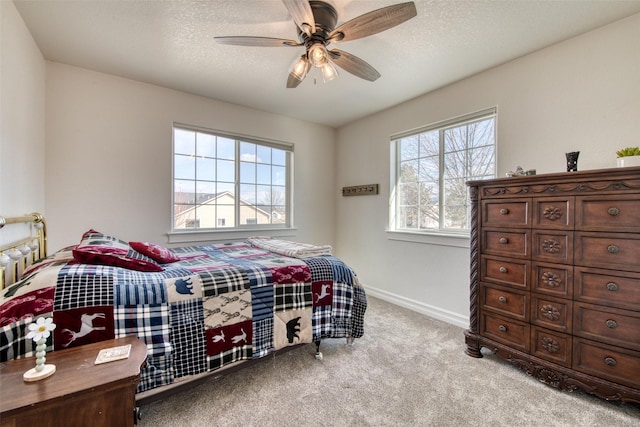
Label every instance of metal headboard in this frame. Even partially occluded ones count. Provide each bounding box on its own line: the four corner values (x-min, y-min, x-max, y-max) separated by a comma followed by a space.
0, 213, 47, 290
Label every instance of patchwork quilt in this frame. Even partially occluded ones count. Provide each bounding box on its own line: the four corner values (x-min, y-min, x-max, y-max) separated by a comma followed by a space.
0, 242, 366, 392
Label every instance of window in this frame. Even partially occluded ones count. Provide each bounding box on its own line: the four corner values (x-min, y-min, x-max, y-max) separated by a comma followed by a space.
173, 125, 293, 231
390, 108, 496, 234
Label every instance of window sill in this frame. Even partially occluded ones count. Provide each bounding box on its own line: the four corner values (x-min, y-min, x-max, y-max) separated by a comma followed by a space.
386, 230, 470, 248
167, 228, 297, 245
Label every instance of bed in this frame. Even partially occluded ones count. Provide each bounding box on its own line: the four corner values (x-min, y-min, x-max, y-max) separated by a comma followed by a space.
0, 213, 366, 401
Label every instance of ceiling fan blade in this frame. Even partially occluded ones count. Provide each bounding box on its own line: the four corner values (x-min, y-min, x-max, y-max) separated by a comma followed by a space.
214, 36, 301, 47
282, 0, 316, 35
328, 2, 417, 43
329, 49, 381, 82
286, 71, 306, 88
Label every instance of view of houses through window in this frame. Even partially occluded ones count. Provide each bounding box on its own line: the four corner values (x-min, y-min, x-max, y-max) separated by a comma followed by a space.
391, 108, 496, 233
173, 126, 292, 230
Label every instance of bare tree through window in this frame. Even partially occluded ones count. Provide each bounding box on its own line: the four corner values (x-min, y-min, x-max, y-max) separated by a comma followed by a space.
393, 110, 496, 233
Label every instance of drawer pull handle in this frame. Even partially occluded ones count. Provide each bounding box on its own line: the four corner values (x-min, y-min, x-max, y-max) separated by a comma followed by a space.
499, 267, 508, 273
541, 336, 560, 353
498, 296, 507, 303
606, 319, 618, 329
499, 237, 508, 244
604, 357, 617, 367
542, 239, 561, 254
541, 271, 562, 288
498, 325, 507, 332
607, 245, 619, 254
540, 304, 560, 320
608, 207, 620, 216
500, 208, 509, 215
606, 282, 619, 292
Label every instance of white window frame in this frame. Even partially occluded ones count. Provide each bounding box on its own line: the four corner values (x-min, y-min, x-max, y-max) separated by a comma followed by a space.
389, 108, 497, 241
169, 124, 294, 241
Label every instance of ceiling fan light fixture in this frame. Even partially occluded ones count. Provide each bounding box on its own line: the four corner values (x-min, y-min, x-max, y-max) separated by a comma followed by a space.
308, 42, 329, 67
321, 61, 338, 82
289, 55, 311, 81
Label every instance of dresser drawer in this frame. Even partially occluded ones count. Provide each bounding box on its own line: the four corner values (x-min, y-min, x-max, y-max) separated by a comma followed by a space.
481, 313, 530, 353
482, 228, 529, 258
481, 284, 528, 321
532, 230, 573, 264
576, 194, 640, 232
533, 197, 574, 229
481, 255, 529, 289
573, 302, 640, 352
575, 232, 640, 272
482, 199, 530, 228
575, 267, 640, 311
532, 262, 573, 298
573, 338, 640, 389
531, 295, 572, 333
531, 326, 571, 367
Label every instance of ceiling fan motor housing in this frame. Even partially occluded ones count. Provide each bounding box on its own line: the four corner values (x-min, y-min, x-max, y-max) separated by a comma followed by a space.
298, 1, 338, 47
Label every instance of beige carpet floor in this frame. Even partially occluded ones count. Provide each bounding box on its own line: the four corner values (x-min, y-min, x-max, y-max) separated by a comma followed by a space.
138, 295, 640, 426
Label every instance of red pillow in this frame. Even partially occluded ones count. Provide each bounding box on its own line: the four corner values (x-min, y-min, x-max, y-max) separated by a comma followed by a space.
73, 248, 164, 272
72, 230, 163, 272
129, 241, 180, 264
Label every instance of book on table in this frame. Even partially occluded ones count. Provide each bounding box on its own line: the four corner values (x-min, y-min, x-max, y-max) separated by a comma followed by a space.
94, 344, 132, 364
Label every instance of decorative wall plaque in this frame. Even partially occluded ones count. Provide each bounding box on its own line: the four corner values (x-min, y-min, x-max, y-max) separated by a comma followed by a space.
342, 184, 379, 196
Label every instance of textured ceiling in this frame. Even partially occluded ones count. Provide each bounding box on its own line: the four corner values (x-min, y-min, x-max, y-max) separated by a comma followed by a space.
13, 0, 640, 128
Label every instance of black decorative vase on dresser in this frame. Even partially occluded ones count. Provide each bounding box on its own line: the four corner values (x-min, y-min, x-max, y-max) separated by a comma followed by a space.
465, 166, 640, 404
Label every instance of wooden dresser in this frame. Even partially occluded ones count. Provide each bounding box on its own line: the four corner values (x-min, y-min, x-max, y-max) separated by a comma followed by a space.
0, 336, 147, 427
465, 166, 640, 404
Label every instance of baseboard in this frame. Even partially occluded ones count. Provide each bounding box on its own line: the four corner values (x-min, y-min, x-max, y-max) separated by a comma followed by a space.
363, 285, 469, 329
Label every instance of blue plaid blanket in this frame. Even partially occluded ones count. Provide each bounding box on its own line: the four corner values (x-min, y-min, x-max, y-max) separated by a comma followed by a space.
0, 242, 366, 392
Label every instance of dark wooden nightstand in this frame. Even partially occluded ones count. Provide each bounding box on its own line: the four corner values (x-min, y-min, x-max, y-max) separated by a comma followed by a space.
0, 336, 147, 427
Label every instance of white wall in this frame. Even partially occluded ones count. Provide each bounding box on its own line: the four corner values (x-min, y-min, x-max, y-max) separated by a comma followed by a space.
335, 14, 640, 328
45, 63, 336, 252
0, 1, 45, 244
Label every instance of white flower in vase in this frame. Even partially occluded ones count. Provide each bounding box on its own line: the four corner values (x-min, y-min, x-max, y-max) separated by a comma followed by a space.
23, 316, 57, 382
26, 316, 56, 342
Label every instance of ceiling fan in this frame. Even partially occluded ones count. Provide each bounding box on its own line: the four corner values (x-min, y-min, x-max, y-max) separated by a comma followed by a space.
214, 0, 417, 88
